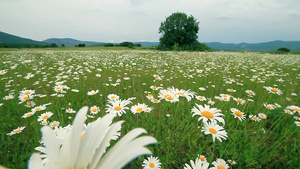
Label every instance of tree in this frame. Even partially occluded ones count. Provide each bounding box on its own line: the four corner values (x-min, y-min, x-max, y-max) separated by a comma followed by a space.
77, 43, 86, 47
158, 12, 210, 51
277, 47, 290, 54
119, 41, 134, 48
50, 43, 58, 48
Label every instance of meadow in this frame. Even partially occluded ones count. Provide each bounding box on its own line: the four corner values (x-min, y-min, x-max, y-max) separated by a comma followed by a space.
0, 48, 299, 168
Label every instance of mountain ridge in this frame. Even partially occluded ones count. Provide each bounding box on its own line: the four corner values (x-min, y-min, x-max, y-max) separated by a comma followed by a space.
1, 31, 300, 51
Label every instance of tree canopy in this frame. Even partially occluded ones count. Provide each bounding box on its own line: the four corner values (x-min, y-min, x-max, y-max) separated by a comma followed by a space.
158, 12, 211, 51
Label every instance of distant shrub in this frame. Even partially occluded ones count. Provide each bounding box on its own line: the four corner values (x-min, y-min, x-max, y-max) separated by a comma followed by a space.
276, 47, 290, 54
104, 43, 115, 47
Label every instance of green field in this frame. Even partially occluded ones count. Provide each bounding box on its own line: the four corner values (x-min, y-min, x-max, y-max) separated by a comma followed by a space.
0, 49, 299, 168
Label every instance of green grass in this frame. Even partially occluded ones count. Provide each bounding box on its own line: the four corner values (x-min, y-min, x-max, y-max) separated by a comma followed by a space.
0, 49, 299, 168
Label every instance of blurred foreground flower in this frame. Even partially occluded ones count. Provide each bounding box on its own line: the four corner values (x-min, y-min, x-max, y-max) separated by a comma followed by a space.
28, 106, 157, 169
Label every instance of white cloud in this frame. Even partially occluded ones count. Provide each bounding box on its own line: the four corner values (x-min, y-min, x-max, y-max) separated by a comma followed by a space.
0, 0, 299, 43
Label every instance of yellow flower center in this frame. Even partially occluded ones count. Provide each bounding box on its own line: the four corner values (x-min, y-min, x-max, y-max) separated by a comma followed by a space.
253, 116, 258, 120
198, 97, 204, 100
164, 94, 173, 100
35, 107, 42, 111
136, 108, 143, 112
92, 108, 97, 112
259, 114, 265, 118
152, 86, 157, 89
13, 129, 21, 133
23, 96, 29, 100
235, 111, 242, 117
177, 92, 184, 95
24, 91, 32, 95
52, 123, 58, 127
293, 108, 300, 111
153, 99, 159, 102
114, 106, 122, 111
271, 88, 278, 92
80, 133, 85, 141
209, 128, 217, 134
7, 97, 12, 99
218, 165, 226, 169
149, 163, 155, 168
199, 156, 205, 161
28, 103, 33, 106
42, 115, 49, 119
267, 105, 272, 108
26, 113, 33, 117
201, 111, 214, 118
237, 99, 242, 103
111, 96, 116, 99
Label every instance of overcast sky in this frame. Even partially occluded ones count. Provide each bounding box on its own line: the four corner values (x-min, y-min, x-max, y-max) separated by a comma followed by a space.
1, 0, 300, 43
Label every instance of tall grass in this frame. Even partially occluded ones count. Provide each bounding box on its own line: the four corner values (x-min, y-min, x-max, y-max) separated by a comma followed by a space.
0, 49, 299, 168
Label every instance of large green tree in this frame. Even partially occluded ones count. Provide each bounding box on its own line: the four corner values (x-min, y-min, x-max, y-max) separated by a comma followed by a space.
158, 12, 210, 51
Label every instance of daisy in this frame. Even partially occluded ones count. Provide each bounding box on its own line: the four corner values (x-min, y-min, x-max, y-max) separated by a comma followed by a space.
196, 96, 207, 101
7, 126, 26, 136
29, 106, 157, 169
233, 97, 246, 105
258, 113, 267, 119
245, 90, 255, 96
220, 94, 231, 102
197, 154, 207, 162
199, 87, 206, 91
170, 87, 195, 102
3, 94, 14, 100
105, 99, 131, 116
192, 104, 225, 125
183, 158, 209, 169
144, 107, 152, 113
207, 100, 215, 105
264, 86, 283, 95
38, 112, 53, 122
151, 98, 161, 103
227, 88, 236, 92
41, 120, 48, 125
20, 89, 35, 96
32, 105, 47, 112
131, 103, 147, 114
150, 86, 161, 90
0, 70, 8, 75
201, 121, 228, 142
227, 159, 236, 165
71, 89, 79, 92
142, 156, 161, 169
264, 103, 275, 110
230, 108, 246, 121
153, 74, 162, 80
210, 158, 229, 169
107, 94, 119, 100
249, 115, 261, 122
90, 106, 100, 115
87, 90, 99, 96
22, 112, 35, 118
66, 108, 76, 114
286, 105, 300, 114
158, 89, 179, 103
283, 109, 294, 115
295, 121, 300, 126
25, 101, 36, 108
49, 121, 60, 128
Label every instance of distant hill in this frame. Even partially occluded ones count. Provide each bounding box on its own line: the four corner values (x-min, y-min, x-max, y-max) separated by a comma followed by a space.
43, 38, 102, 47
203, 41, 300, 51
0, 31, 46, 44
1, 31, 299, 51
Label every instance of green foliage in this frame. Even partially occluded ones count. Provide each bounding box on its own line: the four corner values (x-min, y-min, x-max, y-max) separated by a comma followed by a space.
119, 41, 134, 48
50, 43, 58, 48
61, 44, 65, 47
0, 43, 50, 48
77, 43, 86, 47
277, 47, 290, 54
104, 43, 115, 47
158, 12, 210, 51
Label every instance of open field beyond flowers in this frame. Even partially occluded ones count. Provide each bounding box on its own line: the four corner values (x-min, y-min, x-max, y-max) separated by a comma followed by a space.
0, 49, 299, 168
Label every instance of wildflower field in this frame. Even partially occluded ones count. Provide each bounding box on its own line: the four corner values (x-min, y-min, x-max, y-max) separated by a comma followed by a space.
0, 48, 299, 168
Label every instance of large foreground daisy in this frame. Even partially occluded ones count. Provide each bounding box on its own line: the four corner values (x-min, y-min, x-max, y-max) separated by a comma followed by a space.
28, 106, 157, 169
201, 121, 228, 142
192, 104, 225, 125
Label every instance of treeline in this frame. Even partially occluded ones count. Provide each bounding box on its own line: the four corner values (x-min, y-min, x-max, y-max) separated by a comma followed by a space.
103, 41, 142, 48
0, 43, 61, 48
